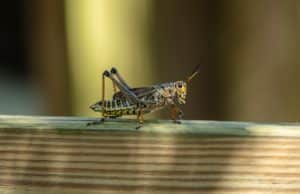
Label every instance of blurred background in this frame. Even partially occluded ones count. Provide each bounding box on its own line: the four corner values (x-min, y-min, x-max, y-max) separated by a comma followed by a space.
0, 0, 299, 122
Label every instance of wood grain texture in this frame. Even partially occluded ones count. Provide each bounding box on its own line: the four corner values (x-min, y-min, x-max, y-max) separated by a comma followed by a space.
0, 115, 300, 194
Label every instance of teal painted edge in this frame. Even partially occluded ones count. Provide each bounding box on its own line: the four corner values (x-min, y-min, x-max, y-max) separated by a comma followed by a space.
0, 115, 300, 137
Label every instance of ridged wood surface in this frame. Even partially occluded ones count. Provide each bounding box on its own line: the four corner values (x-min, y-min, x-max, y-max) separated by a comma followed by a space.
0, 115, 300, 194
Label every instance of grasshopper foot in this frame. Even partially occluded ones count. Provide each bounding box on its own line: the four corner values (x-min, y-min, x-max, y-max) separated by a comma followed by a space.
173, 120, 182, 124
136, 125, 142, 130
87, 118, 105, 126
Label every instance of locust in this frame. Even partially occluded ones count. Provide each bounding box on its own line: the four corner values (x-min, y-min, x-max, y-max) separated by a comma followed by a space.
89, 65, 200, 128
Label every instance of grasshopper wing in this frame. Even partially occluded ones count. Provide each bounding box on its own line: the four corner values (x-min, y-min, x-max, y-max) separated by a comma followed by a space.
132, 87, 157, 98
113, 87, 156, 101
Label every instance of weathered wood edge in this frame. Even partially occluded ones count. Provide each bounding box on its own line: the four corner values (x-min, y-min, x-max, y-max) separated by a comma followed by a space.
0, 115, 300, 137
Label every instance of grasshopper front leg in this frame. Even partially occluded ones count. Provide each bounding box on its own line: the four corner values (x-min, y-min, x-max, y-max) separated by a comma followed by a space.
170, 104, 183, 124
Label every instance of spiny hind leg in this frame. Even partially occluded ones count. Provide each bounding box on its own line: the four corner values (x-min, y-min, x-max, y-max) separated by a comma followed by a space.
170, 105, 183, 124
103, 70, 142, 104
110, 67, 131, 89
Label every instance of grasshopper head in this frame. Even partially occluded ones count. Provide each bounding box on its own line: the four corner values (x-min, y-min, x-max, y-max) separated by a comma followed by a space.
175, 81, 187, 104
174, 64, 200, 104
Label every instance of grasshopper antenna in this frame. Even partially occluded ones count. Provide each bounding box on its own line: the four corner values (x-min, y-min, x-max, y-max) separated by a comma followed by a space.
186, 64, 200, 84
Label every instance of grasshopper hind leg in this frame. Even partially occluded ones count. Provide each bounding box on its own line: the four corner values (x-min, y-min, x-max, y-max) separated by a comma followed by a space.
87, 114, 121, 126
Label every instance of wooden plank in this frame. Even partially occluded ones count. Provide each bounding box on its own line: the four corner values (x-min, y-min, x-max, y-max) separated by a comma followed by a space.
1, 186, 300, 194
0, 115, 300, 137
0, 115, 300, 193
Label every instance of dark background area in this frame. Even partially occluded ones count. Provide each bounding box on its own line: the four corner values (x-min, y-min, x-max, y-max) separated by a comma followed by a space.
0, 1, 41, 115
0, 1, 28, 77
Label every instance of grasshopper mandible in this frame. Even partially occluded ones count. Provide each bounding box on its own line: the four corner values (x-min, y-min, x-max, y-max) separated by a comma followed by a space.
89, 65, 200, 128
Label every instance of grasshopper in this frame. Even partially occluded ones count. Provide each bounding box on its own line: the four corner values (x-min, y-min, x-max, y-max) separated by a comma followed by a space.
89, 65, 200, 128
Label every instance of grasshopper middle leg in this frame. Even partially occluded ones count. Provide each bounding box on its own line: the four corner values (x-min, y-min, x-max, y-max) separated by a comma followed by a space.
136, 109, 144, 130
